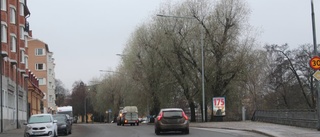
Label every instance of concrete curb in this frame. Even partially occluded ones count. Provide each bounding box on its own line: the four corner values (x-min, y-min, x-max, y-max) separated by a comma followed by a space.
190, 125, 276, 137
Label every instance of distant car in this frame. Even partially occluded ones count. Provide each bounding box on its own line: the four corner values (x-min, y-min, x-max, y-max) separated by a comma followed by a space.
116, 110, 124, 126
53, 114, 72, 135
154, 108, 189, 135
23, 114, 58, 137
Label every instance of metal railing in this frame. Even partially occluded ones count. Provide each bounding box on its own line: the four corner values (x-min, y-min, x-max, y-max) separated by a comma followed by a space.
252, 109, 318, 129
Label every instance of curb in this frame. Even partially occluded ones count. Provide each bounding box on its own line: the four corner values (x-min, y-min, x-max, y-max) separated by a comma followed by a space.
190, 125, 276, 137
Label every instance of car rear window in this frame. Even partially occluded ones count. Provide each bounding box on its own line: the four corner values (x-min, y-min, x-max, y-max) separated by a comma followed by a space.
53, 115, 66, 122
163, 111, 182, 117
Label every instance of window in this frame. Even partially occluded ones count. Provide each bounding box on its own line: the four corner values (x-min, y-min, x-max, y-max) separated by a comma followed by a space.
19, 2, 24, 16
38, 78, 46, 85
10, 35, 16, 52
20, 50, 25, 63
25, 57, 28, 68
8, 91, 14, 108
1, 23, 7, 43
1, 0, 6, 11
36, 63, 46, 70
24, 36, 28, 47
10, 7, 16, 24
20, 26, 25, 40
49, 95, 52, 102
35, 48, 45, 56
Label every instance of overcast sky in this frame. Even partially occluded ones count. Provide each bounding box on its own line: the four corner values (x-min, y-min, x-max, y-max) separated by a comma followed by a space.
27, 0, 320, 90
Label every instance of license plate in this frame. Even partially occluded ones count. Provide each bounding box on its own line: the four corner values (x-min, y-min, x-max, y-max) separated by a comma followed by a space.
33, 132, 43, 135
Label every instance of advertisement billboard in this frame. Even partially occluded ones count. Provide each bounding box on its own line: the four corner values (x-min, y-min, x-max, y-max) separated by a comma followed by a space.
213, 97, 226, 116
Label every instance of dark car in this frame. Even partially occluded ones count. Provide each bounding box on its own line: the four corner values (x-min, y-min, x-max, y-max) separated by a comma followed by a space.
154, 108, 189, 135
53, 114, 72, 135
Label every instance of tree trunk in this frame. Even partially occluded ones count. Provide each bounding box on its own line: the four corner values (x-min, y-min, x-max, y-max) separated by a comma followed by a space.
188, 101, 196, 122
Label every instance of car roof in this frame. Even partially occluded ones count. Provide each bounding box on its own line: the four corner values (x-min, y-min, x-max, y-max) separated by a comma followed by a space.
53, 114, 68, 117
160, 108, 183, 111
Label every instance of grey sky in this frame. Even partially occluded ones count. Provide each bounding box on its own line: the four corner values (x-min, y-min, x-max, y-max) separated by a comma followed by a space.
27, 0, 320, 90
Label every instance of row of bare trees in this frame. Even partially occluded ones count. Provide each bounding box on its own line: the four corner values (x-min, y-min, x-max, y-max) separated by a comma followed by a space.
65, 0, 318, 122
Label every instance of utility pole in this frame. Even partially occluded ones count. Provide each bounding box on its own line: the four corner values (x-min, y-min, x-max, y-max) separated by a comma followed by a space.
311, 0, 320, 131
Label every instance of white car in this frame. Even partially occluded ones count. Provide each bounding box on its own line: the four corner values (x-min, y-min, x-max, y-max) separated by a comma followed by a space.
24, 114, 58, 137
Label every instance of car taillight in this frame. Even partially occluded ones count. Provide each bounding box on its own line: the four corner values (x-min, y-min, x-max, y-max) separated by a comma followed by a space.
157, 112, 163, 121
182, 112, 188, 120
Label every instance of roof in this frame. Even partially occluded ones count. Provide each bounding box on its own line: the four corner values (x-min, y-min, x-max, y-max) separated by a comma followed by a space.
160, 108, 183, 111
123, 106, 138, 112
27, 38, 51, 52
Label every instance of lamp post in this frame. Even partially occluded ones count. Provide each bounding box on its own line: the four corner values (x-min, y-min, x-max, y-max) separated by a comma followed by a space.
310, 0, 320, 131
156, 14, 206, 122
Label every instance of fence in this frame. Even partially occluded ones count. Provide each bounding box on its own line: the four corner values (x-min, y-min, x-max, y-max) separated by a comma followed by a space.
252, 109, 318, 129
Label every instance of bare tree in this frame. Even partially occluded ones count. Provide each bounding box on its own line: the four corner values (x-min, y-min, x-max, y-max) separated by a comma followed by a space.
55, 79, 68, 106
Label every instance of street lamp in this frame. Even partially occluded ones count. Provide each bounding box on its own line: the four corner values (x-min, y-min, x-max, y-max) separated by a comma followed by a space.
310, 0, 320, 131
156, 14, 206, 122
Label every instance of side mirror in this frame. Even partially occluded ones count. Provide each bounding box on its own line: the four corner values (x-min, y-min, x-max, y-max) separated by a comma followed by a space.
23, 122, 28, 125
53, 120, 58, 123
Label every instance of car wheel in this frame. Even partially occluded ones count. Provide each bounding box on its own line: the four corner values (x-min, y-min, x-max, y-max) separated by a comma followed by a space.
65, 129, 68, 135
136, 123, 139, 126
155, 128, 160, 135
24, 133, 30, 137
69, 128, 72, 134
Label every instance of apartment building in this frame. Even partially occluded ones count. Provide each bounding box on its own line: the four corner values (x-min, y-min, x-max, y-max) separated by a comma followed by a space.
27, 38, 56, 114
0, 0, 31, 131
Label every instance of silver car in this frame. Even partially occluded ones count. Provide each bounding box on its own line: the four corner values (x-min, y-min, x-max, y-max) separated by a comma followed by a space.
154, 108, 189, 135
24, 114, 58, 137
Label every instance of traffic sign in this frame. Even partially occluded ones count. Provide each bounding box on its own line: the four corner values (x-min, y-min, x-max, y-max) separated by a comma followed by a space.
313, 70, 320, 81
310, 56, 320, 70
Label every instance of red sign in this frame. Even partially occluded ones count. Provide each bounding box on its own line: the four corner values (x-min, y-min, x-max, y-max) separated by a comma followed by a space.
310, 56, 320, 70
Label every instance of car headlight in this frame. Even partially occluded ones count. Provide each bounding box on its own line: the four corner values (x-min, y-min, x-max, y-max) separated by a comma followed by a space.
27, 125, 32, 130
46, 124, 53, 128
60, 125, 66, 128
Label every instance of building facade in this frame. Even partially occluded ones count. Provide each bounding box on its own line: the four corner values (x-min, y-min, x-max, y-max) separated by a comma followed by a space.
27, 38, 56, 114
27, 69, 44, 118
0, 0, 31, 131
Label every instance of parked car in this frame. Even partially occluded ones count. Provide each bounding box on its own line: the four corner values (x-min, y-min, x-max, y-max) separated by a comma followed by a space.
53, 114, 72, 135
154, 108, 189, 135
23, 114, 58, 137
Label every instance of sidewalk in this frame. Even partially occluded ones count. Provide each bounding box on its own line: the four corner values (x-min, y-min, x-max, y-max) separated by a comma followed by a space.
0, 126, 24, 137
190, 121, 320, 137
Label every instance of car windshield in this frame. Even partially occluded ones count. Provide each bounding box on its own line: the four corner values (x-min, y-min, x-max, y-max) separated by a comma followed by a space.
53, 115, 66, 123
163, 111, 182, 118
28, 115, 52, 124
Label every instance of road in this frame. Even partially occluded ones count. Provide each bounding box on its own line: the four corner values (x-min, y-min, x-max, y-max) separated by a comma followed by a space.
67, 123, 268, 137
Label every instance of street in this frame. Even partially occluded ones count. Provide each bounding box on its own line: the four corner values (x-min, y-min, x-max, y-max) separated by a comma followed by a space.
67, 123, 268, 137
